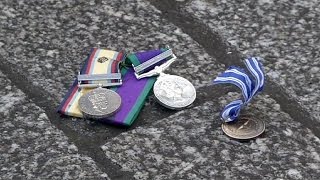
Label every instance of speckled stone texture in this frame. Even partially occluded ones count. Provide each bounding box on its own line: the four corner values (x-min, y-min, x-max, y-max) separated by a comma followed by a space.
1, 0, 320, 179
102, 92, 320, 179
0, 0, 223, 103
0, 71, 108, 179
185, 0, 320, 120
0, 0, 225, 137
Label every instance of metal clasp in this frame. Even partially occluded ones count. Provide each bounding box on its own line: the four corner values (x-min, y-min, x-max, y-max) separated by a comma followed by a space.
77, 73, 122, 88
133, 49, 173, 75
134, 54, 177, 79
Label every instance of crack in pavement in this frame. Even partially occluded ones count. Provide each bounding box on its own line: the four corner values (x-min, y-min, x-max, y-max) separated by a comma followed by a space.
1, 0, 319, 178
0, 56, 228, 179
0, 60, 134, 180
147, 0, 320, 138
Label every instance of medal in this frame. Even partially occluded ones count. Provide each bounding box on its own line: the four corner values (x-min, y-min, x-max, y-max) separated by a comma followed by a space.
153, 74, 196, 109
221, 116, 265, 140
76, 48, 125, 118
78, 87, 121, 119
57, 48, 126, 119
132, 48, 196, 109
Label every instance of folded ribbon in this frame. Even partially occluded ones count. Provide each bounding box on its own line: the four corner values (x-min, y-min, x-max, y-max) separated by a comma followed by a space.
213, 57, 265, 122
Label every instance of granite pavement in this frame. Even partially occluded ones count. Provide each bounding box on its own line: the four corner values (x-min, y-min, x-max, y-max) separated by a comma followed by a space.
1, 0, 319, 179
102, 91, 320, 179
184, 0, 320, 120
0, 71, 108, 179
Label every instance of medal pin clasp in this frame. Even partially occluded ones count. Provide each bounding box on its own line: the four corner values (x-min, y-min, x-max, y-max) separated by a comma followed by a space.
77, 72, 122, 88
134, 53, 177, 79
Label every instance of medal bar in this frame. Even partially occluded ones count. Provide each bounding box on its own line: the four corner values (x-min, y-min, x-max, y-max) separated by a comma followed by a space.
133, 49, 173, 75
77, 72, 122, 88
134, 54, 177, 79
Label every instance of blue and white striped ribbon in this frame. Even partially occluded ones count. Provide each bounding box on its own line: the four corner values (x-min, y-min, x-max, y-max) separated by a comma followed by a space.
213, 57, 264, 122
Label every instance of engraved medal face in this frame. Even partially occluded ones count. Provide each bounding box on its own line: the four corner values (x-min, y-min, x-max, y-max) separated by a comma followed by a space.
78, 88, 121, 119
153, 74, 196, 109
221, 117, 265, 140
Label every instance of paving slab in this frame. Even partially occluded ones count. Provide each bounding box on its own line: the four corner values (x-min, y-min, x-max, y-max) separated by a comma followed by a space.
102, 87, 320, 179
0, 0, 223, 100
0, 0, 225, 178
0, 0, 224, 140
0, 71, 108, 179
1, 0, 319, 179
184, 0, 320, 120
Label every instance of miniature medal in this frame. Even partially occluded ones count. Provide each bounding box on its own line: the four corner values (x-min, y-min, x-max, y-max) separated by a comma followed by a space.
133, 48, 196, 109
78, 87, 121, 119
221, 116, 265, 140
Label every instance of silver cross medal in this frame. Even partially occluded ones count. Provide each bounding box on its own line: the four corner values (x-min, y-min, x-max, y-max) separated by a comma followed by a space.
133, 48, 196, 109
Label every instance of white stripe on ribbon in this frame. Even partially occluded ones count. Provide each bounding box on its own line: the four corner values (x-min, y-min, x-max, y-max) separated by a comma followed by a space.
225, 68, 252, 93
213, 57, 264, 122
214, 76, 250, 101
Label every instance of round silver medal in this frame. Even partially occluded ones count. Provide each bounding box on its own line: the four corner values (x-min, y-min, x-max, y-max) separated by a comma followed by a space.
78, 88, 121, 119
221, 116, 265, 140
153, 74, 196, 109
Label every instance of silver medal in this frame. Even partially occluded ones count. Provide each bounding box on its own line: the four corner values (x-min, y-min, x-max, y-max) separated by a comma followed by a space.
78, 88, 121, 119
133, 48, 196, 109
154, 74, 196, 109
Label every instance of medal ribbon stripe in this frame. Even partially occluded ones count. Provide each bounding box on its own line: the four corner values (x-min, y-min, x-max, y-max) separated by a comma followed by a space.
213, 76, 251, 102
122, 70, 156, 125
221, 100, 243, 121
106, 67, 156, 125
65, 87, 83, 117
225, 68, 253, 94
59, 81, 80, 117
213, 57, 265, 122
84, 48, 98, 74
58, 48, 96, 116
57, 48, 125, 117
244, 57, 265, 99
125, 79, 155, 124
111, 51, 124, 83
128, 49, 162, 65
88, 49, 101, 75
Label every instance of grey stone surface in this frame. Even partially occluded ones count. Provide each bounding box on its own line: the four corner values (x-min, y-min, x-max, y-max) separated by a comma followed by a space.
0, 0, 223, 102
0, 71, 108, 179
1, 0, 319, 179
0, 0, 224, 138
185, 0, 320, 120
102, 90, 320, 179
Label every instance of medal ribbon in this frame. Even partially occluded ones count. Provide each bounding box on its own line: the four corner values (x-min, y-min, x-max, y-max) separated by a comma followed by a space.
213, 57, 265, 122
57, 48, 125, 117
100, 49, 168, 126
58, 48, 168, 126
